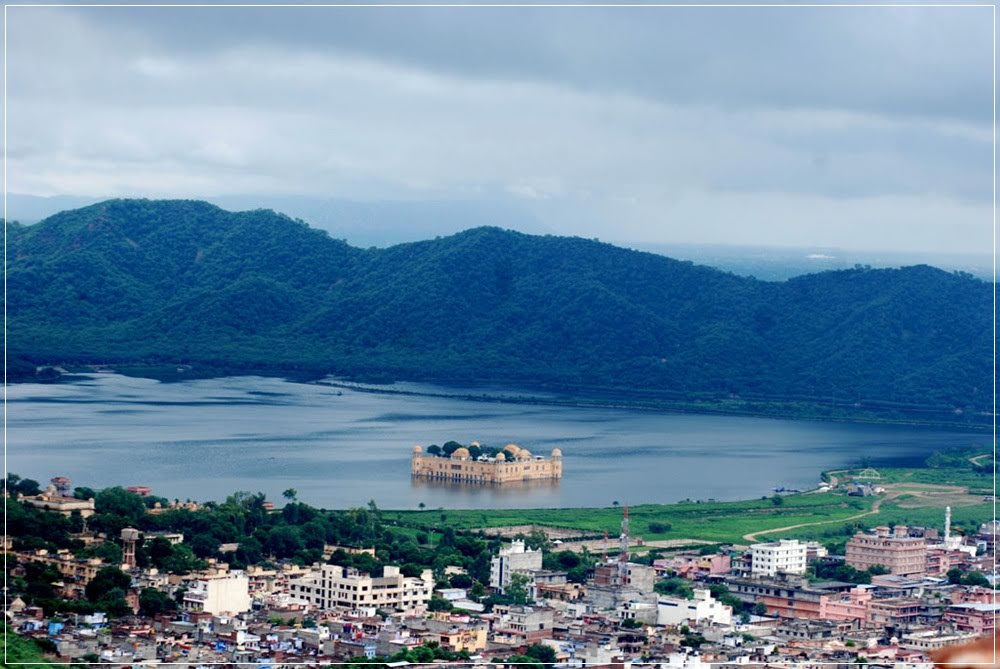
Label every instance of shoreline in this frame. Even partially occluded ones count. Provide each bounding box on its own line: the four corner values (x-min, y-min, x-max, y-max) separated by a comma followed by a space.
13, 363, 991, 432
309, 379, 990, 433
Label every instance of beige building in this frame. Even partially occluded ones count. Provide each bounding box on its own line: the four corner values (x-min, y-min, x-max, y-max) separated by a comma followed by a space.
290, 564, 433, 614
411, 443, 562, 484
11, 549, 106, 599
20, 487, 95, 518
182, 571, 252, 615
846, 526, 927, 576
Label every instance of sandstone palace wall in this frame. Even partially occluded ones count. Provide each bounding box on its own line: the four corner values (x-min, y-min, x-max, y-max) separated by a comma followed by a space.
410, 447, 562, 484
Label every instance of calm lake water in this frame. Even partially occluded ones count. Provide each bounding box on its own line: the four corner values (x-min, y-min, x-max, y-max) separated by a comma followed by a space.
7, 374, 987, 510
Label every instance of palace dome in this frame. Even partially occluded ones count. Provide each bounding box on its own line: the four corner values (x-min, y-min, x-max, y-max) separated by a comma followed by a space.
503, 443, 521, 454
451, 447, 470, 459
551, 448, 562, 457
412, 445, 423, 454
518, 449, 533, 460
495, 452, 506, 461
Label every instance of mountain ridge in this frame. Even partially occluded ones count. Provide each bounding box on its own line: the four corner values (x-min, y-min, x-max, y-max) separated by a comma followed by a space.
6, 199, 991, 426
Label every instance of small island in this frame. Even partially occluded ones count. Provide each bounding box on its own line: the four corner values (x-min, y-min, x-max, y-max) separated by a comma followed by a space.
411, 441, 563, 484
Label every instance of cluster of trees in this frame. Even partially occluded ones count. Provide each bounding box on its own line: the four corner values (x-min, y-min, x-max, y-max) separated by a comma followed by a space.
485, 644, 556, 667
424, 441, 514, 460
946, 567, 991, 588
8, 199, 992, 425
654, 577, 694, 599
810, 561, 890, 585
387, 641, 472, 664
4, 474, 43, 497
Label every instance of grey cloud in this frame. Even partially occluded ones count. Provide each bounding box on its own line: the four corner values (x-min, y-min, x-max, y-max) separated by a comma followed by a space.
4, 5, 995, 255
41, 5, 993, 122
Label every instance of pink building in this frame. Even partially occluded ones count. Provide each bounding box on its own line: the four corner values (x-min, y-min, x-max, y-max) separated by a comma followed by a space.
818, 586, 871, 622
846, 526, 927, 576
943, 603, 998, 635
951, 587, 995, 605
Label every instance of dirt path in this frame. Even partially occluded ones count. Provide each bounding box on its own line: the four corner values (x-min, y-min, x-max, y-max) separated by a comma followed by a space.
742, 497, 884, 543
741, 482, 972, 542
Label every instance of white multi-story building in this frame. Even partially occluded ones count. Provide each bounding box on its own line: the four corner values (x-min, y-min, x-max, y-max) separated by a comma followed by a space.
490, 540, 543, 593
289, 564, 433, 613
657, 588, 733, 627
182, 571, 251, 615
750, 539, 808, 577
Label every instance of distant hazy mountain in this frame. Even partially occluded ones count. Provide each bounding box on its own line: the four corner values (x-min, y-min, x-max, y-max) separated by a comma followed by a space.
10, 193, 990, 281
631, 242, 994, 282
6, 193, 551, 247
7, 199, 991, 425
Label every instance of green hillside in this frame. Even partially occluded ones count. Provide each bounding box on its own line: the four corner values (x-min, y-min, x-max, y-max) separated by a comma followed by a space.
6, 199, 991, 425
2, 626, 54, 666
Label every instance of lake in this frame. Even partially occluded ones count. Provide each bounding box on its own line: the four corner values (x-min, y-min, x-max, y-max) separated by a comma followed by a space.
7, 373, 987, 510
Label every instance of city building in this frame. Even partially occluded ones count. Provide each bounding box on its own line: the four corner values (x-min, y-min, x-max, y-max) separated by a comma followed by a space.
182, 571, 251, 615
942, 603, 999, 636
725, 575, 870, 622
19, 487, 95, 518
289, 564, 433, 614
490, 540, 543, 593
10, 549, 106, 599
867, 598, 922, 628
491, 604, 555, 644
750, 539, 808, 576
657, 588, 733, 627
410, 444, 562, 484
846, 526, 927, 576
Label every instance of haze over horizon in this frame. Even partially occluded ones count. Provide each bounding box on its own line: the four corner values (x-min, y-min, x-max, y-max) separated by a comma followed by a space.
5, 5, 994, 257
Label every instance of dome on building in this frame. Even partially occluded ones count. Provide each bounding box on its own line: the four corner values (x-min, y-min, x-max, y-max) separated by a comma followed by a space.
518, 449, 533, 460
551, 448, 562, 458
412, 445, 423, 454
451, 447, 470, 459
503, 443, 521, 455
470, 441, 481, 447
495, 452, 506, 461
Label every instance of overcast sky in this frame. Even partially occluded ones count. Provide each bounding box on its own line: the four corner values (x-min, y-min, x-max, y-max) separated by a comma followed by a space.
5, 5, 994, 254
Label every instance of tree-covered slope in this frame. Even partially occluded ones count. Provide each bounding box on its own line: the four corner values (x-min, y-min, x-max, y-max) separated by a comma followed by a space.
6, 199, 991, 422
1, 625, 55, 666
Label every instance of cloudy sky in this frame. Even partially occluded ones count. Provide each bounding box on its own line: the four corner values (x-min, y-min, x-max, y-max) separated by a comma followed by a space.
5, 4, 994, 254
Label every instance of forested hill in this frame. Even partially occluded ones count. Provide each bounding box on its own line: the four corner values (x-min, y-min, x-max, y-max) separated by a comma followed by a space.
7, 199, 992, 425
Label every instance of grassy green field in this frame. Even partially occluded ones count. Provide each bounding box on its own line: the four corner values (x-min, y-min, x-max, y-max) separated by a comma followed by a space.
386, 492, 880, 545
853, 467, 994, 494
387, 456, 995, 547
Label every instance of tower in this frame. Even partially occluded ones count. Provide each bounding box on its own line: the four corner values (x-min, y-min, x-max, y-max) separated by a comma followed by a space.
50, 477, 71, 495
943, 506, 962, 550
121, 527, 141, 570
617, 506, 630, 586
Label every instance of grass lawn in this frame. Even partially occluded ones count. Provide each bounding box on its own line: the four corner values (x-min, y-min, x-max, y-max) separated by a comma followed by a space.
385, 459, 995, 547
846, 466, 994, 494
385, 492, 878, 545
